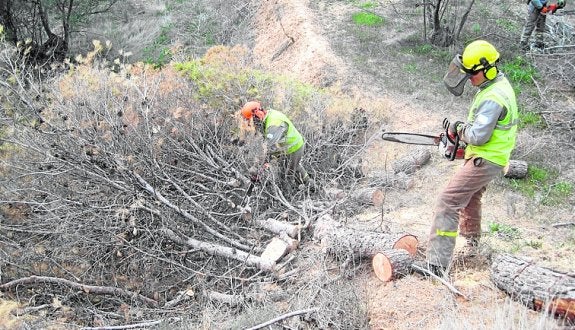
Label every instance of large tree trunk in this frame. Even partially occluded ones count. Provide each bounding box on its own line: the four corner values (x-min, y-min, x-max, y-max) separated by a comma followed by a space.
491, 254, 575, 323
318, 227, 418, 259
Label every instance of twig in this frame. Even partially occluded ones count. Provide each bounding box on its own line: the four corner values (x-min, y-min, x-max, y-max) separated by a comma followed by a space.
245, 307, 319, 330
81, 319, 176, 330
551, 222, 575, 228
411, 264, 468, 300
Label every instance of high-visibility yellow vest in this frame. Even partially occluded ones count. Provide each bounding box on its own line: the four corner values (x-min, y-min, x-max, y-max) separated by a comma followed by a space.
465, 77, 518, 166
264, 110, 304, 155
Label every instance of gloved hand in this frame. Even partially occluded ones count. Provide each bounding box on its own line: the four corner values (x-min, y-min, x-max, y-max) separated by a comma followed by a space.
548, 3, 558, 13
540, 6, 549, 14
448, 121, 464, 140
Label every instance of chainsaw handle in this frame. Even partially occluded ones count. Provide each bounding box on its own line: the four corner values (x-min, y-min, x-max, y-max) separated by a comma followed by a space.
449, 133, 460, 161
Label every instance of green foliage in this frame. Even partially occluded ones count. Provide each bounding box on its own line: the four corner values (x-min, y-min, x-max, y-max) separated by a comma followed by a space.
518, 110, 544, 129
471, 23, 481, 34
403, 63, 417, 73
173, 46, 324, 112
143, 24, 173, 68
496, 18, 519, 33
352, 12, 384, 26
508, 165, 573, 205
500, 56, 538, 85
489, 222, 521, 240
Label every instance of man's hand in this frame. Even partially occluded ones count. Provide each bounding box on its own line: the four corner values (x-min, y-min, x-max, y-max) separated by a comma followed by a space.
548, 3, 558, 13
448, 121, 464, 140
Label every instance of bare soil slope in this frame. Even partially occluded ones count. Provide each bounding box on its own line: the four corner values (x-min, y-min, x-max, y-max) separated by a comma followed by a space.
252, 1, 575, 329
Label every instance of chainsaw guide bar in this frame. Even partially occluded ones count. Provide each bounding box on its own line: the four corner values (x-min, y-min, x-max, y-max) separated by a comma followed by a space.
381, 132, 441, 146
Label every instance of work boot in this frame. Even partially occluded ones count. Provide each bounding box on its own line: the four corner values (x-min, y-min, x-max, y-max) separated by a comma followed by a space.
412, 260, 446, 278
534, 41, 545, 50
519, 40, 529, 51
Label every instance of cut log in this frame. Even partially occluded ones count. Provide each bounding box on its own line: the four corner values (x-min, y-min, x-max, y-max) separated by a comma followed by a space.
351, 188, 384, 207
321, 227, 418, 259
490, 253, 575, 323
372, 249, 414, 282
503, 160, 528, 179
256, 218, 299, 238
161, 229, 275, 272
261, 237, 289, 263
392, 148, 431, 174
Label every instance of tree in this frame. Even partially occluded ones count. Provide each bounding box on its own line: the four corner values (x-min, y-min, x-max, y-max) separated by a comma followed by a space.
0, 0, 118, 64
424, 0, 476, 46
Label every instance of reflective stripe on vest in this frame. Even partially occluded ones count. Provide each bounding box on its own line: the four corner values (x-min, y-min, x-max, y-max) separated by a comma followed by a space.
436, 229, 458, 237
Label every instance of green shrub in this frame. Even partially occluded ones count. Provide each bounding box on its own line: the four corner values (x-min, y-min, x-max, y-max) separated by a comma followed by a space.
352, 12, 384, 26
518, 110, 544, 129
500, 56, 538, 85
508, 165, 573, 205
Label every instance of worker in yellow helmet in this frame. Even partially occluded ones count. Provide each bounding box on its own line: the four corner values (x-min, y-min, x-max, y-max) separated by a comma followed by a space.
415, 40, 519, 277
240, 101, 310, 190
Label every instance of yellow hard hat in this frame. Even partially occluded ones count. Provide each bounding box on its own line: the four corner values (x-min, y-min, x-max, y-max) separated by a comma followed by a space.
461, 40, 500, 72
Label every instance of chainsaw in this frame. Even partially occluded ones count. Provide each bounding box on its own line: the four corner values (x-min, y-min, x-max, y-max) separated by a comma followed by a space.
381, 118, 466, 161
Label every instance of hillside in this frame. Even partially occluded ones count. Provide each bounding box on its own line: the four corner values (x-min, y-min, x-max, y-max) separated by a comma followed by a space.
0, 0, 574, 329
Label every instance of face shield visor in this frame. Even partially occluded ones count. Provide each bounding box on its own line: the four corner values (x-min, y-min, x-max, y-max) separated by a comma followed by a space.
443, 55, 473, 96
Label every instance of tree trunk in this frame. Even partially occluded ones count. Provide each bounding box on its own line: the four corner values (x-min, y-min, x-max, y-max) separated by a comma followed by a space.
372, 249, 414, 282
504, 160, 528, 179
320, 227, 418, 259
490, 253, 575, 323
351, 187, 384, 207
392, 148, 431, 174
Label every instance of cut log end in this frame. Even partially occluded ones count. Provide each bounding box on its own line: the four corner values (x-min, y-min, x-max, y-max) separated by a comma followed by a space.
372, 249, 414, 282
392, 234, 418, 256
372, 253, 393, 282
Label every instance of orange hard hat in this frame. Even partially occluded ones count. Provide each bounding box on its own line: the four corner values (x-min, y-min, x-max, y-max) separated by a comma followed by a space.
240, 101, 265, 120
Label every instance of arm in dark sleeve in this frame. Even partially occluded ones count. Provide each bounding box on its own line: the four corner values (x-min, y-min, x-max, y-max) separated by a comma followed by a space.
265, 123, 288, 155
460, 100, 505, 146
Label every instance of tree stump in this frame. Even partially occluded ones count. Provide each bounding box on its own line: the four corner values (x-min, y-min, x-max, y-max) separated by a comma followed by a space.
372, 249, 414, 282
320, 227, 418, 259
491, 253, 575, 323
503, 160, 528, 179
351, 188, 384, 207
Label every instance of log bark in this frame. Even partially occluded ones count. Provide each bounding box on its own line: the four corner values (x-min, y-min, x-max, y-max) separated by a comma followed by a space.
351, 188, 384, 207
320, 227, 418, 259
256, 218, 299, 238
372, 249, 414, 282
491, 253, 575, 323
392, 148, 431, 174
504, 160, 528, 179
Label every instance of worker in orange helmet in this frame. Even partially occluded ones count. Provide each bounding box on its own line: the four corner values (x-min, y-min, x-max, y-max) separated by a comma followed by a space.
240, 101, 310, 189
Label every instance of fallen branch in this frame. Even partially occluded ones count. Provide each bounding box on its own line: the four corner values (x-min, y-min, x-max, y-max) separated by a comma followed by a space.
411, 264, 468, 300
0, 275, 158, 307
81, 319, 173, 330
246, 307, 319, 330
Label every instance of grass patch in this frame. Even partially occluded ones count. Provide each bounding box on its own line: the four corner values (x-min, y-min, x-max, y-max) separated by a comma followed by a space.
352, 12, 384, 26
489, 222, 521, 240
518, 110, 544, 129
500, 56, 538, 85
496, 18, 519, 33
508, 165, 573, 206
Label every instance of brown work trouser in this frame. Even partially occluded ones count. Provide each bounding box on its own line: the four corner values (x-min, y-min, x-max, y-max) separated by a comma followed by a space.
427, 158, 503, 269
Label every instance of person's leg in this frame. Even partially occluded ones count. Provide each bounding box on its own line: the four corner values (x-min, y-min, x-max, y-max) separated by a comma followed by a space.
427, 159, 502, 270
534, 14, 547, 48
286, 146, 308, 185
459, 186, 486, 242
520, 9, 539, 48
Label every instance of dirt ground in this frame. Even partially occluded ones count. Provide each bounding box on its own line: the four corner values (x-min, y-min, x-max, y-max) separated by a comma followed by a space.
252, 1, 574, 329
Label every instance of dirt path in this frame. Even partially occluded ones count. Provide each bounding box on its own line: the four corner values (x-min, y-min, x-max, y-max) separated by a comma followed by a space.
252, 0, 574, 329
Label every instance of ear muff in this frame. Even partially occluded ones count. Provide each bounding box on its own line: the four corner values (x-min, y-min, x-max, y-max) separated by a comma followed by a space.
480, 57, 498, 80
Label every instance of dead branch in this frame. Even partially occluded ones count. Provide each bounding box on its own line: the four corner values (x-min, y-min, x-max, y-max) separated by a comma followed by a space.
246, 307, 319, 330
0, 275, 159, 307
